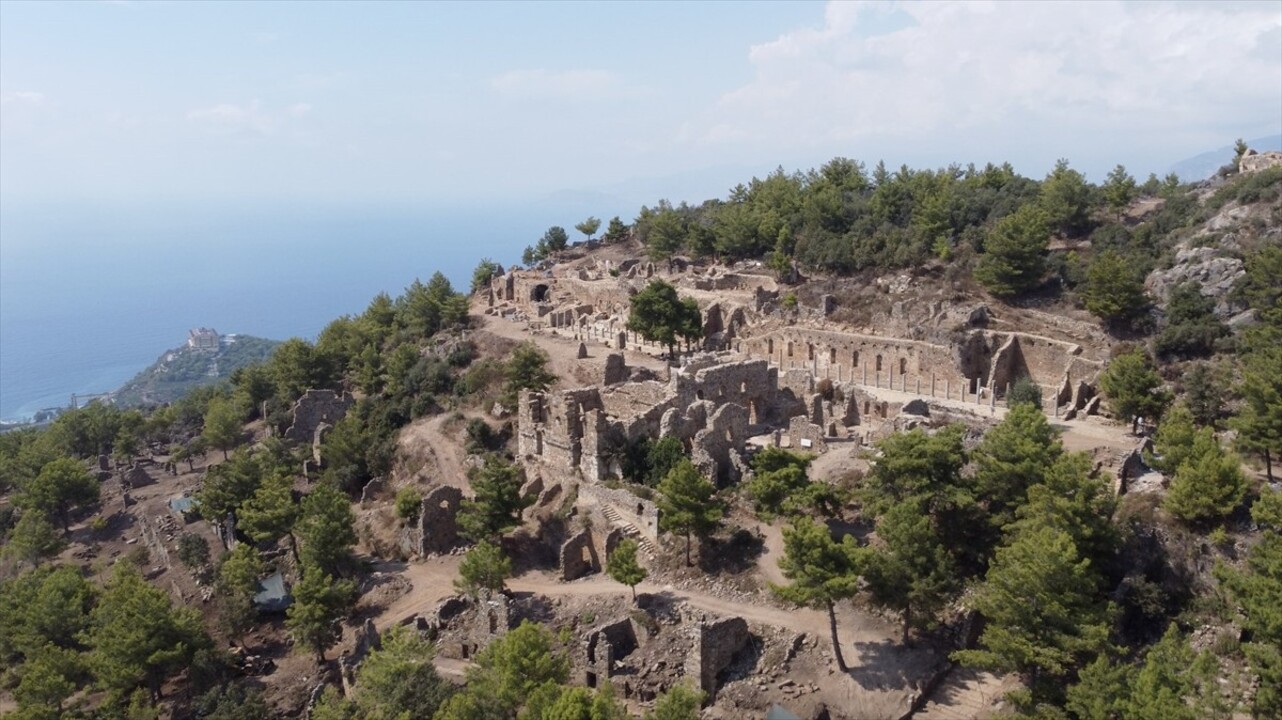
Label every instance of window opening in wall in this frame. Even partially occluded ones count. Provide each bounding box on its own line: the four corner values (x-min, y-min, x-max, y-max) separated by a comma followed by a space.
461, 644, 470, 659
830, 348, 837, 364
586, 672, 598, 689
864, 401, 870, 415
807, 343, 814, 361
875, 355, 883, 372
768, 338, 774, 355
899, 358, 907, 375
636, 503, 644, 517
787, 342, 794, 357
488, 611, 499, 634
853, 350, 860, 366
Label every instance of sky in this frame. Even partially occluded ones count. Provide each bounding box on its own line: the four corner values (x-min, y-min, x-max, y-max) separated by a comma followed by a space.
2, 0, 1280, 209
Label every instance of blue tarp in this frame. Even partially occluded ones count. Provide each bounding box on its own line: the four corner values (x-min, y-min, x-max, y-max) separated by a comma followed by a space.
168, 496, 196, 514
765, 705, 801, 720
253, 572, 292, 613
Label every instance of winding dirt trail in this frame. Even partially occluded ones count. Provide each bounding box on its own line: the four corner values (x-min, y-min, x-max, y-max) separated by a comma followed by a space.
397, 413, 472, 491
376, 561, 901, 666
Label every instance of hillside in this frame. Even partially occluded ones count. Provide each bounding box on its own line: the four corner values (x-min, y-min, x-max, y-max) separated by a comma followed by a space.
1, 151, 1279, 720
112, 334, 280, 407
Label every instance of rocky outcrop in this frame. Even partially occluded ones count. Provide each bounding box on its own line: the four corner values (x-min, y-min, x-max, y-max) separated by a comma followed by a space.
1146, 245, 1244, 320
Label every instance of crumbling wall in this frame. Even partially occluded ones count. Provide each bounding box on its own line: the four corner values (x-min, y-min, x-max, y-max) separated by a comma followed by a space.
339, 619, 382, 698
685, 615, 751, 699
409, 485, 463, 556
786, 416, 828, 453
434, 590, 514, 661
690, 403, 750, 483
579, 483, 660, 541
582, 618, 640, 689
560, 529, 601, 581
284, 390, 354, 443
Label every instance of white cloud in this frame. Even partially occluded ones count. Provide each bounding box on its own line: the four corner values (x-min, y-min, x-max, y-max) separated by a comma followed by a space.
0, 91, 46, 106
186, 100, 311, 134
490, 68, 628, 100
687, 0, 1282, 168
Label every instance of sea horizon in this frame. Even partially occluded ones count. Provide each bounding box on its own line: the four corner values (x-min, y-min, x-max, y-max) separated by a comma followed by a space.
0, 198, 631, 421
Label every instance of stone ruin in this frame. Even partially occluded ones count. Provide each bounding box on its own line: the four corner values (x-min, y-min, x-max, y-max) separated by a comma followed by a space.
400, 485, 463, 557
284, 389, 355, 444
575, 605, 754, 704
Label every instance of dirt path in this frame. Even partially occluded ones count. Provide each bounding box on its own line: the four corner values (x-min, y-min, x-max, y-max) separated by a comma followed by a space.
375, 561, 901, 662
397, 413, 472, 491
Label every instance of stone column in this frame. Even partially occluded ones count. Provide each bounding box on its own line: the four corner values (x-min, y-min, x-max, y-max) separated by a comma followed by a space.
931, 373, 936, 398
945, 378, 950, 401
862, 364, 868, 386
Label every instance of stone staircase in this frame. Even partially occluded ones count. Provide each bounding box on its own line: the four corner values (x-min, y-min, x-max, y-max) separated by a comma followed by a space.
600, 504, 657, 557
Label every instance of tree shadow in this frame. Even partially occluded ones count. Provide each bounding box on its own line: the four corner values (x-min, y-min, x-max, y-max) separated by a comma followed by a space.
697, 527, 764, 574
847, 638, 941, 691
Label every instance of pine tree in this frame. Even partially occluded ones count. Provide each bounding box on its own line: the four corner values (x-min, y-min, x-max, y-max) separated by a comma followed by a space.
349, 625, 453, 720
1083, 249, 1148, 325
216, 544, 265, 645
1230, 347, 1282, 482
971, 402, 1063, 532
1216, 488, 1282, 716
454, 541, 512, 598
238, 470, 300, 560
606, 538, 648, 602
1098, 349, 1171, 433
16, 457, 99, 533
1102, 165, 1138, 219
975, 204, 1051, 297
862, 500, 957, 645
296, 481, 356, 576
88, 564, 208, 701
286, 565, 355, 663
1164, 430, 1247, 523
202, 396, 243, 460
1, 509, 65, 565
954, 526, 1111, 693
771, 517, 862, 671
626, 280, 702, 358
656, 460, 723, 566
458, 455, 527, 542
505, 342, 557, 399
1148, 404, 1198, 475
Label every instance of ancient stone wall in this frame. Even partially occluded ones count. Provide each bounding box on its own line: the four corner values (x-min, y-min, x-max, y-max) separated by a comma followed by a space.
582, 618, 640, 689
684, 615, 751, 699
409, 485, 463, 556
560, 529, 600, 581
690, 403, 751, 483
579, 483, 660, 541
786, 416, 828, 453
284, 390, 354, 443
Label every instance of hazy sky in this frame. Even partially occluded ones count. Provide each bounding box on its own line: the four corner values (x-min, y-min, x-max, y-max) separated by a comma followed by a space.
2, 0, 1279, 207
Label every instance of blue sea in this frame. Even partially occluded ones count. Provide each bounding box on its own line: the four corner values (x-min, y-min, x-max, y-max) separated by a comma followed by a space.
0, 198, 628, 421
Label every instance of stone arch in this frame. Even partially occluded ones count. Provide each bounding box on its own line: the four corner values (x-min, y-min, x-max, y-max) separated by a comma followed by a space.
875, 354, 883, 372
531, 284, 550, 302
852, 350, 860, 367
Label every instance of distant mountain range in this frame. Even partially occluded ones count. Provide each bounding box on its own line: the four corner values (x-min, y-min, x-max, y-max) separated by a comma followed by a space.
1168, 134, 1282, 182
